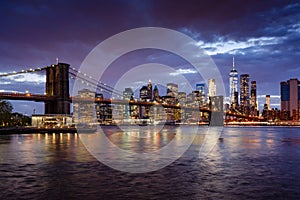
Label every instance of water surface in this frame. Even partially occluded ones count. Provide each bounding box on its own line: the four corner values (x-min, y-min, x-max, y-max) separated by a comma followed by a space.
0, 127, 300, 199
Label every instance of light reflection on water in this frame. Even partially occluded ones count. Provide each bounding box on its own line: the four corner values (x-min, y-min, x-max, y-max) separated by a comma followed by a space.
0, 126, 300, 199
78, 126, 201, 173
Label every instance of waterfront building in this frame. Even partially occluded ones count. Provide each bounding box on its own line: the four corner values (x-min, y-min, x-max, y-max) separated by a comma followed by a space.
240, 74, 250, 115
32, 114, 72, 128
73, 89, 96, 125
280, 78, 300, 120
229, 57, 238, 107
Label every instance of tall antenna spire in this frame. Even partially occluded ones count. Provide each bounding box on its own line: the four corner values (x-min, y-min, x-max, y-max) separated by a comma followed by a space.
232, 56, 235, 70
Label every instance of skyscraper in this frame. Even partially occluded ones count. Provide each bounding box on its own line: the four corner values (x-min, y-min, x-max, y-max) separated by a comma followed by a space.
196, 83, 205, 92
187, 93, 194, 102
123, 88, 134, 118
266, 95, 271, 110
177, 92, 187, 104
73, 89, 95, 125
153, 85, 159, 101
229, 57, 238, 107
123, 88, 133, 100
147, 80, 152, 100
196, 83, 206, 105
167, 83, 178, 98
233, 91, 239, 108
280, 78, 300, 119
250, 81, 257, 115
208, 78, 216, 97
240, 74, 250, 114
140, 86, 149, 101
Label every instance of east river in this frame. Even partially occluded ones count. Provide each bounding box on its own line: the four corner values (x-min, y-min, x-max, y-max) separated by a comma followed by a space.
0, 126, 300, 199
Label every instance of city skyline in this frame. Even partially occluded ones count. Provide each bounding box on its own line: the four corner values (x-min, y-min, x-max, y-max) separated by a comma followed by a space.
0, 1, 299, 114
0, 59, 285, 114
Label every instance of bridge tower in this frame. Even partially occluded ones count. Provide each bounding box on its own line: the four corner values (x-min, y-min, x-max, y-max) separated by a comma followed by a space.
45, 63, 70, 114
209, 96, 224, 126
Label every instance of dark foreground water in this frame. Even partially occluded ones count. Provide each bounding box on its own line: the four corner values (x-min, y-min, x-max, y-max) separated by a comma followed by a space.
0, 126, 300, 199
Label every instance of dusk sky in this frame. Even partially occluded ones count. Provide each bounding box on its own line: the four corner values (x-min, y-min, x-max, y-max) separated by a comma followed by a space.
0, 0, 299, 115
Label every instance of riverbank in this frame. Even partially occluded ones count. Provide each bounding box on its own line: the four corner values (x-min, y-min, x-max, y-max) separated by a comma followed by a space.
1, 122, 300, 134
225, 121, 300, 126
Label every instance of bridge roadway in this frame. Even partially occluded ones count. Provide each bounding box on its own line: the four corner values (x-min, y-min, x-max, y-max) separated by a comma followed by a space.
0, 92, 209, 111
1, 91, 211, 111
0, 92, 262, 121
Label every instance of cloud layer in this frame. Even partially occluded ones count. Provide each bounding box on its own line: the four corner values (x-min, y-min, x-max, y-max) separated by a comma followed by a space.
0, 0, 299, 114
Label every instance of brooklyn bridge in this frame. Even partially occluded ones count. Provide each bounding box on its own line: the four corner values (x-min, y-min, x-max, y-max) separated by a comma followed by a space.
0, 63, 262, 126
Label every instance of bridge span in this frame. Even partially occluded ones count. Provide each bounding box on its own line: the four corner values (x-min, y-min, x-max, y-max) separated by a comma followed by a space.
0, 62, 262, 122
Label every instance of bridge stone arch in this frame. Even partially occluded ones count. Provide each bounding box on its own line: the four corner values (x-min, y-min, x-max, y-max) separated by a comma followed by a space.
45, 63, 70, 114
